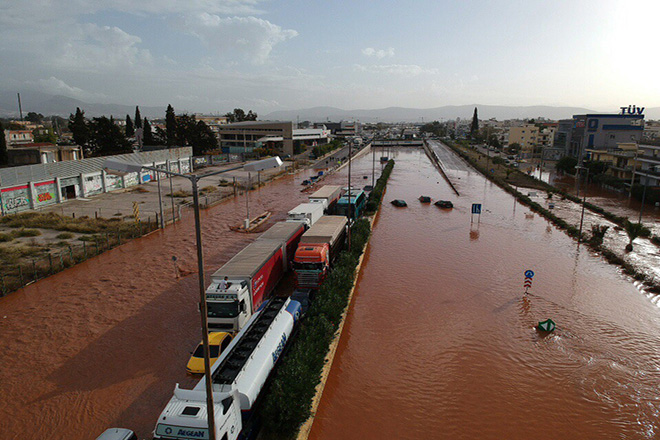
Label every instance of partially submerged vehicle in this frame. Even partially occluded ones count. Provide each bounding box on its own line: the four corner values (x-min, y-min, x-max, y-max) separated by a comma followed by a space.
391, 199, 407, 207
419, 196, 431, 204
435, 200, 453, 209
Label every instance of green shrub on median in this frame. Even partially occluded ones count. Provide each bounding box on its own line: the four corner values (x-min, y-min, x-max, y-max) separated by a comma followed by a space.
365, 159, 395, 215
260, 159, 396, 438
261, 218, 372, 438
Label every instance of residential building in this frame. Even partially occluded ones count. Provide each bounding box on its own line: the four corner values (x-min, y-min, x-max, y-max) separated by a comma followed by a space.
508, 124, 555, 159
7, 143, 83, 166
587, 142, 639, 182
216, 121, 294, 155
195, 115, 229, 134
5, 130, 34, 145
635, 143, 660, 187
643, 121, 660, 140
569, 112, 644, 160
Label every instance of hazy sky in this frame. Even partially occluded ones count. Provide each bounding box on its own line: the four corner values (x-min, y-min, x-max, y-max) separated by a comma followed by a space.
1, 0, 658, 114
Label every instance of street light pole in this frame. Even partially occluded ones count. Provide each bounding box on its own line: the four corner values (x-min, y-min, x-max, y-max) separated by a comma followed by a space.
104, 156, 283, 440
169, 172, 176, 223
156, 168, 165, 229
639, 173, 651, 223
372, 144, 375, 189
191, 177, 217, 440
578, 167, 589, 243
348, 141, 352, 251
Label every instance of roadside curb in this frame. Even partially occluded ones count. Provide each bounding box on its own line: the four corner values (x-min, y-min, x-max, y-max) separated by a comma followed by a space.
295, 159, 384, 440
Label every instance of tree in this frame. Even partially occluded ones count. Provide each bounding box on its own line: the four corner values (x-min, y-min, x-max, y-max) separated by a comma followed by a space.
624, 221, 646, 252
0, 121, 8, 165
143, 117, 156, 145
25, 112, 44, 123
88, 116, 131, 156
125, 115, 135, 137
174, 114, 217, 155
134, 106, 142, 129
507, 142, 521, 155
68, 107, 90, 146
33, 127, 57, 143
555, 156, 578, 174
166, 104, 176, 146
224, 108, 257, 123
590, 224, 609, 246
470, 107, 479, 139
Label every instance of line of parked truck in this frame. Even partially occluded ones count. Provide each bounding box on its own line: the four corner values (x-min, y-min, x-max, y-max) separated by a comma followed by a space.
153, 184, 362, 440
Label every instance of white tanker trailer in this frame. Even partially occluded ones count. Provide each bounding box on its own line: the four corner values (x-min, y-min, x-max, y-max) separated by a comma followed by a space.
153, 297, 301, 440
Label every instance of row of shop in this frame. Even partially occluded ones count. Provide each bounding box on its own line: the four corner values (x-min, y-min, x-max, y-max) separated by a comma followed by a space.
1, 154, 192, 215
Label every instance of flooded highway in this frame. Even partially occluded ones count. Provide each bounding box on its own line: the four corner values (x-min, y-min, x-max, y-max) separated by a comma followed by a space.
0, 165, 329, 439
310, 148, 660, 439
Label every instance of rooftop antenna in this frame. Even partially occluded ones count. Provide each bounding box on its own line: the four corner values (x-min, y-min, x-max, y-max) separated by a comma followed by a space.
17, 92, 23, 120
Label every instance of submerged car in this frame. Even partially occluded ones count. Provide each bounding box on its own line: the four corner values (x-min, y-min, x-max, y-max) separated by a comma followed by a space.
435, 200, 454, 209
391, 199, 407, 207
419, 196, 432, 203
186, 332, 233, 374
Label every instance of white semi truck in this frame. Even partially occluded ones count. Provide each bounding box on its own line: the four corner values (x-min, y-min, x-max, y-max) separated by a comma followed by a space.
308, 185, 342, 213
286, 202, 324, 228
154, 297, 301, 440
206, 222, 304, 333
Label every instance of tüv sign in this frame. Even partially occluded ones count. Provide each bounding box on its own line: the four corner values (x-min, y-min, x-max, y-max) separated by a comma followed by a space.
620, 105, 644, 115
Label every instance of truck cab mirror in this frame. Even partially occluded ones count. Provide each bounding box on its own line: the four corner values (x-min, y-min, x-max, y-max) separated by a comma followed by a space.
240, 300, 246, 313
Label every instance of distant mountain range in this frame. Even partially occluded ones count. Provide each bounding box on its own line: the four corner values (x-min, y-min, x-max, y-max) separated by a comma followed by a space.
2, 90, 658, 122
264, 105, 660, 122
0, 91, 166, 119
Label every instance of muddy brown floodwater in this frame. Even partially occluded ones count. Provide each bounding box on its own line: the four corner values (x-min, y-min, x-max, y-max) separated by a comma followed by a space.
0, 165, 338, 439
310, 148, 660, 439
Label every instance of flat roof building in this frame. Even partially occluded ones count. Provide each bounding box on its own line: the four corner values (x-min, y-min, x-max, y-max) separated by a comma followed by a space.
216, 121, 294, 156
570, 112, 644, 160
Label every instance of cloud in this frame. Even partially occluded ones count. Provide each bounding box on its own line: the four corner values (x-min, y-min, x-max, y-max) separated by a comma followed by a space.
34, 77, 108, 101
354, 64, 439, 76
55, 23, 153, 70
362, 47, 395, 59
184, 14, 298, 64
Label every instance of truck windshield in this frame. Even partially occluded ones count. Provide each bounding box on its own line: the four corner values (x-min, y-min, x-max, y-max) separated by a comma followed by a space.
207, 301, 239, 318
294, 261, 323, 271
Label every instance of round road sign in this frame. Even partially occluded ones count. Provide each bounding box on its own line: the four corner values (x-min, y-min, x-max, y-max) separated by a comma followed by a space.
524, 270, 535, 278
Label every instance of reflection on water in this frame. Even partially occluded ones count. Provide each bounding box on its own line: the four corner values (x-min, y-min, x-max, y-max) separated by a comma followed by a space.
310, 148, 660, 440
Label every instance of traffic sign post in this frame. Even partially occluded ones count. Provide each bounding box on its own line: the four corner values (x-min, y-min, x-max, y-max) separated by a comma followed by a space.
524, 269, 534, 294
471, 203, 482, 224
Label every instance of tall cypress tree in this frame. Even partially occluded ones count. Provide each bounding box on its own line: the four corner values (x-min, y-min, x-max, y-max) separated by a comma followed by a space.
165, 104, 176, 146
125, 115, 134, 137
470, 107, 479, 139
0, 121, 8, 165
134, 106, 142, 129
68, 107, 90, 146
143, 118, 155, 145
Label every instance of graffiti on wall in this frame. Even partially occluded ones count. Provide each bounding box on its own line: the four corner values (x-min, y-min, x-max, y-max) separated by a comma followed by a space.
83, 173, 103, 195
124, 172, 139, 187
180, 160, 191, 173
105, 174, 123, 190
2, 185, 31, 213
34, 181, 57, 207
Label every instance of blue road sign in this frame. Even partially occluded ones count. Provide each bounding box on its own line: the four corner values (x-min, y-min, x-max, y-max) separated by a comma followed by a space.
525, 270, 535, 278
471, 203, 482, 214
